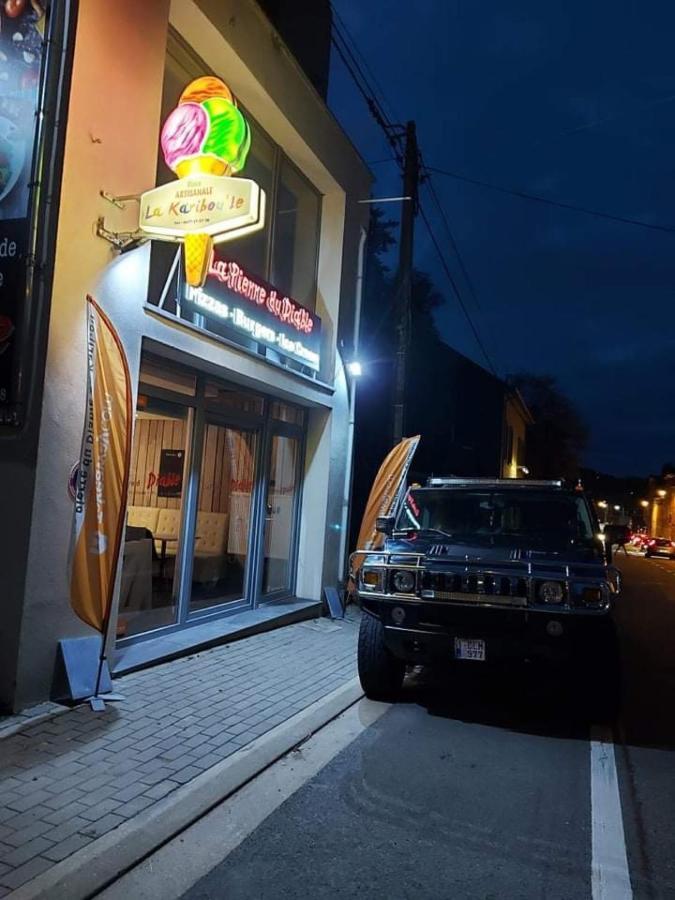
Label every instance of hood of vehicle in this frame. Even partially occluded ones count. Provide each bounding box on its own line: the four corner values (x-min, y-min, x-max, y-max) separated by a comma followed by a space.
385, 533, 604, 568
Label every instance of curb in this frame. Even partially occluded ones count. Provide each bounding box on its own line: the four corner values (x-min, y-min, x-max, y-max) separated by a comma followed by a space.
12, 678, 364, 900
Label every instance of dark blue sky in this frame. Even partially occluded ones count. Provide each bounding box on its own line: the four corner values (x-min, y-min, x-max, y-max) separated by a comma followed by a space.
328, 0, 675, 476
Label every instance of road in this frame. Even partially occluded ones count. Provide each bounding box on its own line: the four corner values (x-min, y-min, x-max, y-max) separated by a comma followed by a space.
101, 554, 675, 899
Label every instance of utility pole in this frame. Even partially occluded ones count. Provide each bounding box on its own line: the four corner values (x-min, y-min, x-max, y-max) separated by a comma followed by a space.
392, 120, 419, 447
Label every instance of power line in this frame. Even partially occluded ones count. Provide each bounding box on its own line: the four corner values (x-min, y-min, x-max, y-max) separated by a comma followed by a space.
329, 11, 499, 376
330, 4, 401, 127
426, 164, 675, 235
420, 164, 505, 375
418, 204, 499, 376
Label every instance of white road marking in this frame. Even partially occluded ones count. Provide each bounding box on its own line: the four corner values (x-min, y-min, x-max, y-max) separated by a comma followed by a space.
591, 726, 633, 900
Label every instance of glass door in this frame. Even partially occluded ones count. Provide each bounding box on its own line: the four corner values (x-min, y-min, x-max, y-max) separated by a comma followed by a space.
188, 420, 258, 614
261, 433, 301, 596
119, 396, 190, 638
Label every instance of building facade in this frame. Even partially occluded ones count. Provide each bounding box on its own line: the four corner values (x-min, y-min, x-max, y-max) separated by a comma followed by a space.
501, 388, 534, 479
0, 0, 370, 712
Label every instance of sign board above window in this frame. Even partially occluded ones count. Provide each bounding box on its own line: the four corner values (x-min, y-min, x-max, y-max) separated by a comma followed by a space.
180, 252, 321, 372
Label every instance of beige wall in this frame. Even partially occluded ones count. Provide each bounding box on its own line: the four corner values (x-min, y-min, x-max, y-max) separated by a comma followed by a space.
13, 0, 369, 709
502, 394, 529, 479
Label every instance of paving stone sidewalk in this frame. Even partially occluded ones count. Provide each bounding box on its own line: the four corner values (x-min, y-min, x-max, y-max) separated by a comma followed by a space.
0, 611, 360, 895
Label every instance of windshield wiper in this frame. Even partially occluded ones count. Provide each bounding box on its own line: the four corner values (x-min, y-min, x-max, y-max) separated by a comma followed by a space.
396, 527, 455, 540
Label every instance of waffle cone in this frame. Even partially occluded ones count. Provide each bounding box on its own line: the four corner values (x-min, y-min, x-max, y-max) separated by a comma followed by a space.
184, 234, 213, 287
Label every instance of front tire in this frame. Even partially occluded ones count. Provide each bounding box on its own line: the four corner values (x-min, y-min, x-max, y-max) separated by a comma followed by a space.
358, 612, 405, 701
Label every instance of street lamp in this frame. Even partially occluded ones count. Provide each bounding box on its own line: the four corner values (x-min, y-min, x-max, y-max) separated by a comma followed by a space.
657, 489, 667, 499
346, 360, 363, 378
640, 500, 649, 508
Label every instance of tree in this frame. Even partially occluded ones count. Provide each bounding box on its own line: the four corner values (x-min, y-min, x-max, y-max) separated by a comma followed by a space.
510, 373, 589, 481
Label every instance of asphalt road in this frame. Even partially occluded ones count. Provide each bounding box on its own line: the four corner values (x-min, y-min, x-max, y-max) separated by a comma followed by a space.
114, 554, 675, 899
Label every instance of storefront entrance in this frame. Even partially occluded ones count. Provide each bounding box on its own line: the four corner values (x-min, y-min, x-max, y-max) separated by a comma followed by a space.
117, 355, 304, 642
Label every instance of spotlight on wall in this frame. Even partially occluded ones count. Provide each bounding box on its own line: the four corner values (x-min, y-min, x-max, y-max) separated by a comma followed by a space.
347, 361, 363, 377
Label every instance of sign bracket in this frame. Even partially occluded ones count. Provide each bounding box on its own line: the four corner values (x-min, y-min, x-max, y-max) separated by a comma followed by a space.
95, 217, 147, 252
100, 190, 141, 210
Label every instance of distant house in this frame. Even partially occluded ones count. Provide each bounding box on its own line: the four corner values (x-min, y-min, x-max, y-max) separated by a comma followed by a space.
501, 388, 535, 479
350, 339, 535, 547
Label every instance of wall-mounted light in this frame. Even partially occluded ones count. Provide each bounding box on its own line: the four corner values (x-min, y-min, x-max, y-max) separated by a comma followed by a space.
640, 500, 649, 508
613, 505, 621, 511
657, 489, 667, 498
347, 361, 363, 377
597, 500, 608, 508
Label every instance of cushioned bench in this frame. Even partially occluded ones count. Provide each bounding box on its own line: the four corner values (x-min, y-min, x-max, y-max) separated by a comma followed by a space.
193, 511, 229, 584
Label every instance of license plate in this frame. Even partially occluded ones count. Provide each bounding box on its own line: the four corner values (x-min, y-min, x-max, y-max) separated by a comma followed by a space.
454, 638, 486, 661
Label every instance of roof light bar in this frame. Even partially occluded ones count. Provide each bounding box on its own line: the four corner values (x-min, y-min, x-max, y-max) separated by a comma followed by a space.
425, 477, 564, 488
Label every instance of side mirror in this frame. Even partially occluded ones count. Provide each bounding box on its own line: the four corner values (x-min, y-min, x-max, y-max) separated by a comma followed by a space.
376, 515, 395, 535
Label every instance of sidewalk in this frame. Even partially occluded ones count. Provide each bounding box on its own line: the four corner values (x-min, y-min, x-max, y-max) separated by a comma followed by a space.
0, 610, 361, 897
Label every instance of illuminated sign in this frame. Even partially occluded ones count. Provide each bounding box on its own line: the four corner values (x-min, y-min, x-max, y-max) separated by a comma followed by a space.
140, 76, 265, 287
139, 175, 263, 239
180, 254, 321, 371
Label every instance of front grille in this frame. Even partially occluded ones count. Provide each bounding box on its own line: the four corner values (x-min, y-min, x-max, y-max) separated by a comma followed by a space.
423, 570, 529, 606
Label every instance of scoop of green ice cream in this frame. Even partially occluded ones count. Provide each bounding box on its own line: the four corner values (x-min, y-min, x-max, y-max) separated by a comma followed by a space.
201, 97, 251, 173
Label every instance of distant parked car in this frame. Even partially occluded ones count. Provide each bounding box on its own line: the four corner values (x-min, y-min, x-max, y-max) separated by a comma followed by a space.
631, 533, 650, 551
645, 538, 675, 559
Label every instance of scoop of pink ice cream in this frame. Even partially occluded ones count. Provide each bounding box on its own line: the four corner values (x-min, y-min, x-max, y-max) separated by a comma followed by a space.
160, 102, 208, 172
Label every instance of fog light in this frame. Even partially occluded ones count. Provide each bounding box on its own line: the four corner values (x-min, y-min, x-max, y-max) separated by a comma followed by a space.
546, 620, 564, 637
391, 606, 406, 625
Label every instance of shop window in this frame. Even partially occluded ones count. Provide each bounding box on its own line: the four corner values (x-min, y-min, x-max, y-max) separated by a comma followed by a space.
119, 397, 190, 638
271, 158, 321, 310
270, 400, 305, 426
203, 381, 264, 415
140, 358, 196, 397
224, 120, 275, 279
147, 31, 322, 365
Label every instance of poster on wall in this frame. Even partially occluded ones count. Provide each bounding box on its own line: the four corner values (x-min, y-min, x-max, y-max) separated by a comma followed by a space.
0, 0, 49, 425
156, 449, 184, 498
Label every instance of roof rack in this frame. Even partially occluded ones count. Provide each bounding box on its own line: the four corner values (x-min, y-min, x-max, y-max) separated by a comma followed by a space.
425, 477, 564, 489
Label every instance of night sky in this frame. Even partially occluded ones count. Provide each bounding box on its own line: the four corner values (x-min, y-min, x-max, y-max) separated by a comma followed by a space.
329, 0, 675, 477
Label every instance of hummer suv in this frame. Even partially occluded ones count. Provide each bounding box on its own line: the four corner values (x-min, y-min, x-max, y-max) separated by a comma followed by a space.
355, 478, 621, 702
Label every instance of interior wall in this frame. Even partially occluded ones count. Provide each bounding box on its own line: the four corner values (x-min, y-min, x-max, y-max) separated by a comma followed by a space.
129, 415, 187, 510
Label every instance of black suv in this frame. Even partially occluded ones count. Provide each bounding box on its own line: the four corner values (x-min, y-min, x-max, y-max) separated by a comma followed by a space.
355, 478, 621, 701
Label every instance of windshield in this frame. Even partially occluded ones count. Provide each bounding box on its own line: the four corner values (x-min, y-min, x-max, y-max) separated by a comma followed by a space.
397, 489, 596, 548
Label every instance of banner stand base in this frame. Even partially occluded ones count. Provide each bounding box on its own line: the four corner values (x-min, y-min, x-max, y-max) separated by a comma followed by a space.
88, 692, 125, 712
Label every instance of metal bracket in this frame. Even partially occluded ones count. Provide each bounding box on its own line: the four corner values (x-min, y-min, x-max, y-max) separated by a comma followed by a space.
100, 190, 140, 210
95, 217, 147, 252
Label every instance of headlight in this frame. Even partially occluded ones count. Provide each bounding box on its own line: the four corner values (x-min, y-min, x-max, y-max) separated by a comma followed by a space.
392, 570, 416, 593
538, 581, 565, 604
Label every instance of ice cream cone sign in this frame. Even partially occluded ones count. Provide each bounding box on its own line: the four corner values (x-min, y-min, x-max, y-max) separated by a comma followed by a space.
139, 77, 264, 287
